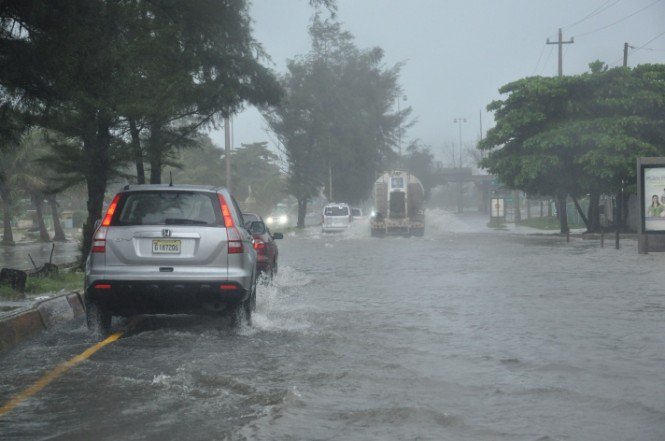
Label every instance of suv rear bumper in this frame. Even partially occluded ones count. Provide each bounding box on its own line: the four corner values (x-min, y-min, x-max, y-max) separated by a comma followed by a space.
86, 280, 249, 316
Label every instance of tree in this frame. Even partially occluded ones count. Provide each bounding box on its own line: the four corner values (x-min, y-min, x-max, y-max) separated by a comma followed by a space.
230, 142, 285, 215
265, 17, 409, 227
479, 62, 665, 233
0, 0, 283, 258
402, 141, 436, 198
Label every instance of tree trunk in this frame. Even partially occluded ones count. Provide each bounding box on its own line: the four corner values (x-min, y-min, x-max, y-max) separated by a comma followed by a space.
622, 191, 630, 232
556, 195, 569, 234
540, 200, 544, 217
297, 197, 308, 228
31, 192, 51, 242
0, 184, 14, 245
48, 195, 67, 241
526, 198, 531, 219
81, 113, 111, 262
547, 198, 552, 217
148, 121, 162, 184
513, 190, 521, 223
129, 119, 145, 184
587, 190, 601, 233
571, 195, 590, 231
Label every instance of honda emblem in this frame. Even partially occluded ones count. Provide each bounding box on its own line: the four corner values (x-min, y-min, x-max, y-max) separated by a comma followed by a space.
162, 229, 172, 238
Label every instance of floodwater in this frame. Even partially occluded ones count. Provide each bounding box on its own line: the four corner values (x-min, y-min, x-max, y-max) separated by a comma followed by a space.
1, 210, 664, 440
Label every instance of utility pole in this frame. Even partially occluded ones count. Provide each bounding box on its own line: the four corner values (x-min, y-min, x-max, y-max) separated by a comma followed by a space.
546, 28, 574, 77
453, 118, 466, 168
224, 116, 232, 193
623, 42, 629, 67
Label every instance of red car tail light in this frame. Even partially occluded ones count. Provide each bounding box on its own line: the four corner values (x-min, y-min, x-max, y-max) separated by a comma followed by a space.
217, 193, 234, 228
92, 193, 121, 253
218, 193, 243, 254
253, 239, 265, 250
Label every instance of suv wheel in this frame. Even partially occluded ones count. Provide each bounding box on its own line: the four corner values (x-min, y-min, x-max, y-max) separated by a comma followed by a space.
85, 298, 112, 339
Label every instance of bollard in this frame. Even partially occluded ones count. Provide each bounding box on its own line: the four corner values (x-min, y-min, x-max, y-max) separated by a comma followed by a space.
566, 230, 570, 242
600, 232, 604, 248
615, 230, 620, 250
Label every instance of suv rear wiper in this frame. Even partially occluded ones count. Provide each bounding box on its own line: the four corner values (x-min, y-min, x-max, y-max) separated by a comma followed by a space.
164, 218, 209, 225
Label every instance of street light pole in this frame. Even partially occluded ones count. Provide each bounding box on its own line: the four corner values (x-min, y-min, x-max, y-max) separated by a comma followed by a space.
453, 118, 467, 168
453, 117, 467, 213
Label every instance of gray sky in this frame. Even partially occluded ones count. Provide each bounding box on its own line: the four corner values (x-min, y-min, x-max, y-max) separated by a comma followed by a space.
210, 0, 665, 163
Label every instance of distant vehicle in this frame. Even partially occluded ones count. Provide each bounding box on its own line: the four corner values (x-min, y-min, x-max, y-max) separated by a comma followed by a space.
266, 203, 291, 227
85, 184, 257, 338
350, 207, 367, 222
322, 203, 351, 233
370, 170, 425, 237
243, 212, 283, 279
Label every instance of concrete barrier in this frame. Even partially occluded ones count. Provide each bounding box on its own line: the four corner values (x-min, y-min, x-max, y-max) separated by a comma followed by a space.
0, 291, 85, 353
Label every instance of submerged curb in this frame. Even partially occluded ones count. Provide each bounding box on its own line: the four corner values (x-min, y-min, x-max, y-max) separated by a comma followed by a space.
0, 291, 85, 353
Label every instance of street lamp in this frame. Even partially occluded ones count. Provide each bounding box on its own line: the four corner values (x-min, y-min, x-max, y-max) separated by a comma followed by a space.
453, 118, 467, 168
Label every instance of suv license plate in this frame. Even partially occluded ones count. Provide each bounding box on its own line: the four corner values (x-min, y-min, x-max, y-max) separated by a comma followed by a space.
152, 239, 181, 254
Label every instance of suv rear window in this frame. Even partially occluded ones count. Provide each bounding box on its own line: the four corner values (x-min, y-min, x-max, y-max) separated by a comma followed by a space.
325, 206, 349, 216
113, 191, 221, 226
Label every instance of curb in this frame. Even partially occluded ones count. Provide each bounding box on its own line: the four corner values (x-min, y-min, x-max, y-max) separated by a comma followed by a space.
0, 291, 86, 353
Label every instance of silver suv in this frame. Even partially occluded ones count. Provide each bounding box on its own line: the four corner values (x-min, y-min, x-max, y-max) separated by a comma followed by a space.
84, 185, 257, 337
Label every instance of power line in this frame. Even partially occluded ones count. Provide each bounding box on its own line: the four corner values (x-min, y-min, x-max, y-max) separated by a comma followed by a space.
634, 30, 665, 51
563, 0, 623, 31
532, 44, 547, 75
574, 0, 663, 38
611, 31, 665, 66
539, 45, 556, 75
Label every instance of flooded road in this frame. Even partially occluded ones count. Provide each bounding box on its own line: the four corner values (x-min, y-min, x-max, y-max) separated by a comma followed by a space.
1, 211, 664, 440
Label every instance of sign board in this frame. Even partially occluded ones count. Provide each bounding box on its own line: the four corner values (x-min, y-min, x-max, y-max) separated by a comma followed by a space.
641, 165, 665, 232
490, 198, 505, 218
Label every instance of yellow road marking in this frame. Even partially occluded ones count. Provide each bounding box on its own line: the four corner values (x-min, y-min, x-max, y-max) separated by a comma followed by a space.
0, 317, 140, 417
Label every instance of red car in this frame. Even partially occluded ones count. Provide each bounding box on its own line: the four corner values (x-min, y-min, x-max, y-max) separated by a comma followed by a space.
243, 212, 283, 279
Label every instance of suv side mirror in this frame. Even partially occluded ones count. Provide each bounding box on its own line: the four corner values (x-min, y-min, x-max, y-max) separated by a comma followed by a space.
272, 232, 284, 240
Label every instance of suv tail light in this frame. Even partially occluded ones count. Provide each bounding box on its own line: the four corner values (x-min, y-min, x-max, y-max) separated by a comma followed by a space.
218, 193, 243, 254
226, 227, 243, 254
92, 194, 121, 253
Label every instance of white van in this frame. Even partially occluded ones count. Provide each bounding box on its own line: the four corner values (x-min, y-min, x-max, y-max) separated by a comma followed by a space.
321, 203, 351, 232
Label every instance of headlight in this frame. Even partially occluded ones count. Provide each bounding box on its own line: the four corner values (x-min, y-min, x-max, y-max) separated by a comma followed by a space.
266, 217, 274, 225
279, 215, 288, 224
370, 210, 376, 217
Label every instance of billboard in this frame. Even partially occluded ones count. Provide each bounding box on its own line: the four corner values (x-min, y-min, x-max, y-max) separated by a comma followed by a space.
642, 166, 665, 232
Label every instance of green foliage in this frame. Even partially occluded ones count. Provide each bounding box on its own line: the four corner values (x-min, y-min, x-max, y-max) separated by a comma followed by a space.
171, 137, 284, 215
0, 0, 286, 257
480, 62, 665, 232
264, 17, 409, 211
0, 270, 83, 299
402, 141, 436, 197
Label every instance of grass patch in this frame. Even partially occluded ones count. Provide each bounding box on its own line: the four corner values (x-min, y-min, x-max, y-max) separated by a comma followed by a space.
26, 271, 84, 293
518, 216, 584, 230
0, 270, 83, 300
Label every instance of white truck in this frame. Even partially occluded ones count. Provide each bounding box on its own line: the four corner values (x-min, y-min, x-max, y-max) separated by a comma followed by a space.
370, 170, 425, 237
